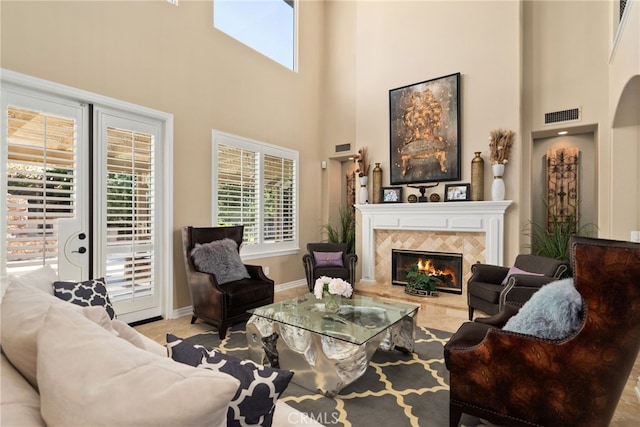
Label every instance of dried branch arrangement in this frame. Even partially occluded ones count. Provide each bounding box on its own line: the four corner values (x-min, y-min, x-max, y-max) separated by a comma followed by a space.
489, 129, 515, 164
356, 147, 370, 177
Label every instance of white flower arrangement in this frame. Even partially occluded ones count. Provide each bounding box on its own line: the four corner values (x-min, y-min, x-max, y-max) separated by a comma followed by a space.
313, 276, 353, 300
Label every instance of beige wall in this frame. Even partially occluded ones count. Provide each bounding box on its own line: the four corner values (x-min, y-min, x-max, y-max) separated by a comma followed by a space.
522, 0, 610, 244
1, 1, 327, 309
522, 0, 640, 242
325, 1, 523, 263
609, 0, 640, 240
321, 0, 358, 224
2, 0, 639, 313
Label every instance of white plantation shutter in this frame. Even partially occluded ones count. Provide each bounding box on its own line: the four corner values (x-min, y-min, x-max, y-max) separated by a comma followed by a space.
263, 154, 295, 244
213, 131, 298, 258
216, 143, 260, 245
5, 106, 76, 272
105, 126, 154, 300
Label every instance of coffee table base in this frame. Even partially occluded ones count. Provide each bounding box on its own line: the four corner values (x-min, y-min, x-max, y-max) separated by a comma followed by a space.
246, 313, 416, 397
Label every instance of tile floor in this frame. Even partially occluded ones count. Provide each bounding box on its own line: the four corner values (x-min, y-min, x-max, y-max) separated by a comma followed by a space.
135, 283, 640, 426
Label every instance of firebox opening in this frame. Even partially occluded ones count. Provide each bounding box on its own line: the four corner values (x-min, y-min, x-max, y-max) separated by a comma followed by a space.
391, 249, 463, 294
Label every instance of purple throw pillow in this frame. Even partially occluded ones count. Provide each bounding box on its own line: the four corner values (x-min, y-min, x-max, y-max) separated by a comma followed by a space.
501, 266, 544, 285
313, 251, 344, 267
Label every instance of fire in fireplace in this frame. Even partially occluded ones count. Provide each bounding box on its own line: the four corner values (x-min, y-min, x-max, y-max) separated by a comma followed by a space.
391, 249, 463, 294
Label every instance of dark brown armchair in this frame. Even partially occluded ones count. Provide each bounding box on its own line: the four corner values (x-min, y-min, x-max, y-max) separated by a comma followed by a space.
467, 254, 569, 320
302, 243, 357, 292
445, 236, 640, 427
181, 226, 274, 338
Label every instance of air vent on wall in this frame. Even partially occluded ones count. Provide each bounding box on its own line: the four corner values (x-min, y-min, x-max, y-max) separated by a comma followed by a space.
544, 107, 581, 124
335, 143, 351, 153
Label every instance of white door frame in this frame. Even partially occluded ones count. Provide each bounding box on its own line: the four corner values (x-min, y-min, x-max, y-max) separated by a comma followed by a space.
0, 69, 174, 320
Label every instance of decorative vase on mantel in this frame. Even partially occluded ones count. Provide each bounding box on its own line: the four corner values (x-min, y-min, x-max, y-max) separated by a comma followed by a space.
372, 163, 382, 204
470, 152, 484, 201
491, 163, 506, 201
359, 176, 369, 204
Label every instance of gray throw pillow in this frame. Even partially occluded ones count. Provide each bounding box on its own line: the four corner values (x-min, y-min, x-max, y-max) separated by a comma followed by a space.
191, 238, 250, 284
503, 278, 583, 340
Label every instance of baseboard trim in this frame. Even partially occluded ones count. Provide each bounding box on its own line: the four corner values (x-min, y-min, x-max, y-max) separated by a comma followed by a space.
276, 279, 308, 291
170, 280, 309, 319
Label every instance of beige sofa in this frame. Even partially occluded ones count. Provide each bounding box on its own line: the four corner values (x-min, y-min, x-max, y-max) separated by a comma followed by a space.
0, 267, 321, 427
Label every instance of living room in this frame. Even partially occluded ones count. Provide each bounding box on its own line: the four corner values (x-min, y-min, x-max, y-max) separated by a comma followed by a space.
1, 0, 639, 425
2, 0, 639, 314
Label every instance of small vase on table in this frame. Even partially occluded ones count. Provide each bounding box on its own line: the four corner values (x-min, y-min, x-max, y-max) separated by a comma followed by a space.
324, 293, 341, 313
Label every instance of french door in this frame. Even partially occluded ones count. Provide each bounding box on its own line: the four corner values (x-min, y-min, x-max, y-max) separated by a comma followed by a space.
1, 88, 90, 281
93, 108, 162, 320
1, 75, 171, 323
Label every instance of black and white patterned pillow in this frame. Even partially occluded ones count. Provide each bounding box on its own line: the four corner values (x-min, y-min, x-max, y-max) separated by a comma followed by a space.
53, 278, 116, 320
166, 334, 293, 427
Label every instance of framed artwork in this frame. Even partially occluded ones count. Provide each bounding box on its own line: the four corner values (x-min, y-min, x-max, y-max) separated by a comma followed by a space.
382, 187, 403, 203
445, 183, 470, 202
389, 72, 461, 185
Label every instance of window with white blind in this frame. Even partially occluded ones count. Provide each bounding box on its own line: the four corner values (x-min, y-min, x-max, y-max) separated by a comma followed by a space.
212, 130, 298, 258
104, 126, 154, 301
4, 105, 80, 275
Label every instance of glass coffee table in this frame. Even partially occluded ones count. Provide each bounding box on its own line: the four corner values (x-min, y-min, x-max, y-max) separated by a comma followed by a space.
246, 293, 419, 397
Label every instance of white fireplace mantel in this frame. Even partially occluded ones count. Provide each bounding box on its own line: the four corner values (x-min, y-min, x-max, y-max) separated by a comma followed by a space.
355, 201, 512, 283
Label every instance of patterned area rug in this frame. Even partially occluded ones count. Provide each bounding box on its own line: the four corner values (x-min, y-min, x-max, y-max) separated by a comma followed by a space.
180, 323, 484, 427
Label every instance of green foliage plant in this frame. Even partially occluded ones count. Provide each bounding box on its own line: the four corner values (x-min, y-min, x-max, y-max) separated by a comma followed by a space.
405, 263, 442, 292
524, 208, 597, 265
322, 205, 356, 254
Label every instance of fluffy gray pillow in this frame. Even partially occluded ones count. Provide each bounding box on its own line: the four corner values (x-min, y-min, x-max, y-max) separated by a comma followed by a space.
503, 278, 583, 340
191, 238, 250, 284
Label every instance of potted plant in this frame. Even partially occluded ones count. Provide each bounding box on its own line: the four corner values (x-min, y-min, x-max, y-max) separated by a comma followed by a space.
321, 205, 356, 254
404, 264, 442, 297
524, 201, 597, 269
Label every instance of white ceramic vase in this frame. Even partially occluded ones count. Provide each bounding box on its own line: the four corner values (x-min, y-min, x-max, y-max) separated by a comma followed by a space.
491, 163, 505, 201
359, 176, 369, 204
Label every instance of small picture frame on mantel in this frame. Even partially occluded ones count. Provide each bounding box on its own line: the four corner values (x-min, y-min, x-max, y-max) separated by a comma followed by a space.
444, 183, 470, 202
382, 187, 403, 203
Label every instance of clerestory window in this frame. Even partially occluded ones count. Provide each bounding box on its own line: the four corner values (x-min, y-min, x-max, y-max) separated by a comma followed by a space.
213, 0, 296, 70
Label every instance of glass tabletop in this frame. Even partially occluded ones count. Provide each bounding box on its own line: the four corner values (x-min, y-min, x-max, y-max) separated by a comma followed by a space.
248, 293, 419, 345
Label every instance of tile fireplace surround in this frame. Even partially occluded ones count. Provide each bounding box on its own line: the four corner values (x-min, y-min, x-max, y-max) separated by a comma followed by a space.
355, 201, 512, 292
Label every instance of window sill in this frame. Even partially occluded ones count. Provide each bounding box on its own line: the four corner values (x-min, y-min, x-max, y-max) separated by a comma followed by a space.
241, 247, 300, 261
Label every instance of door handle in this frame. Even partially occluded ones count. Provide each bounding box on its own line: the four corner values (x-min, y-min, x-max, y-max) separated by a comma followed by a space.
72, 247, 87, 254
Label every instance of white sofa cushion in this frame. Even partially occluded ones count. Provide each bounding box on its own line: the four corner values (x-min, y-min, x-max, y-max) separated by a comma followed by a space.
0, 281, 167, 391
0, 354, 45, 426
37, 305, 240, 427
0, 280, 80, 389
8, 265, 58, 295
